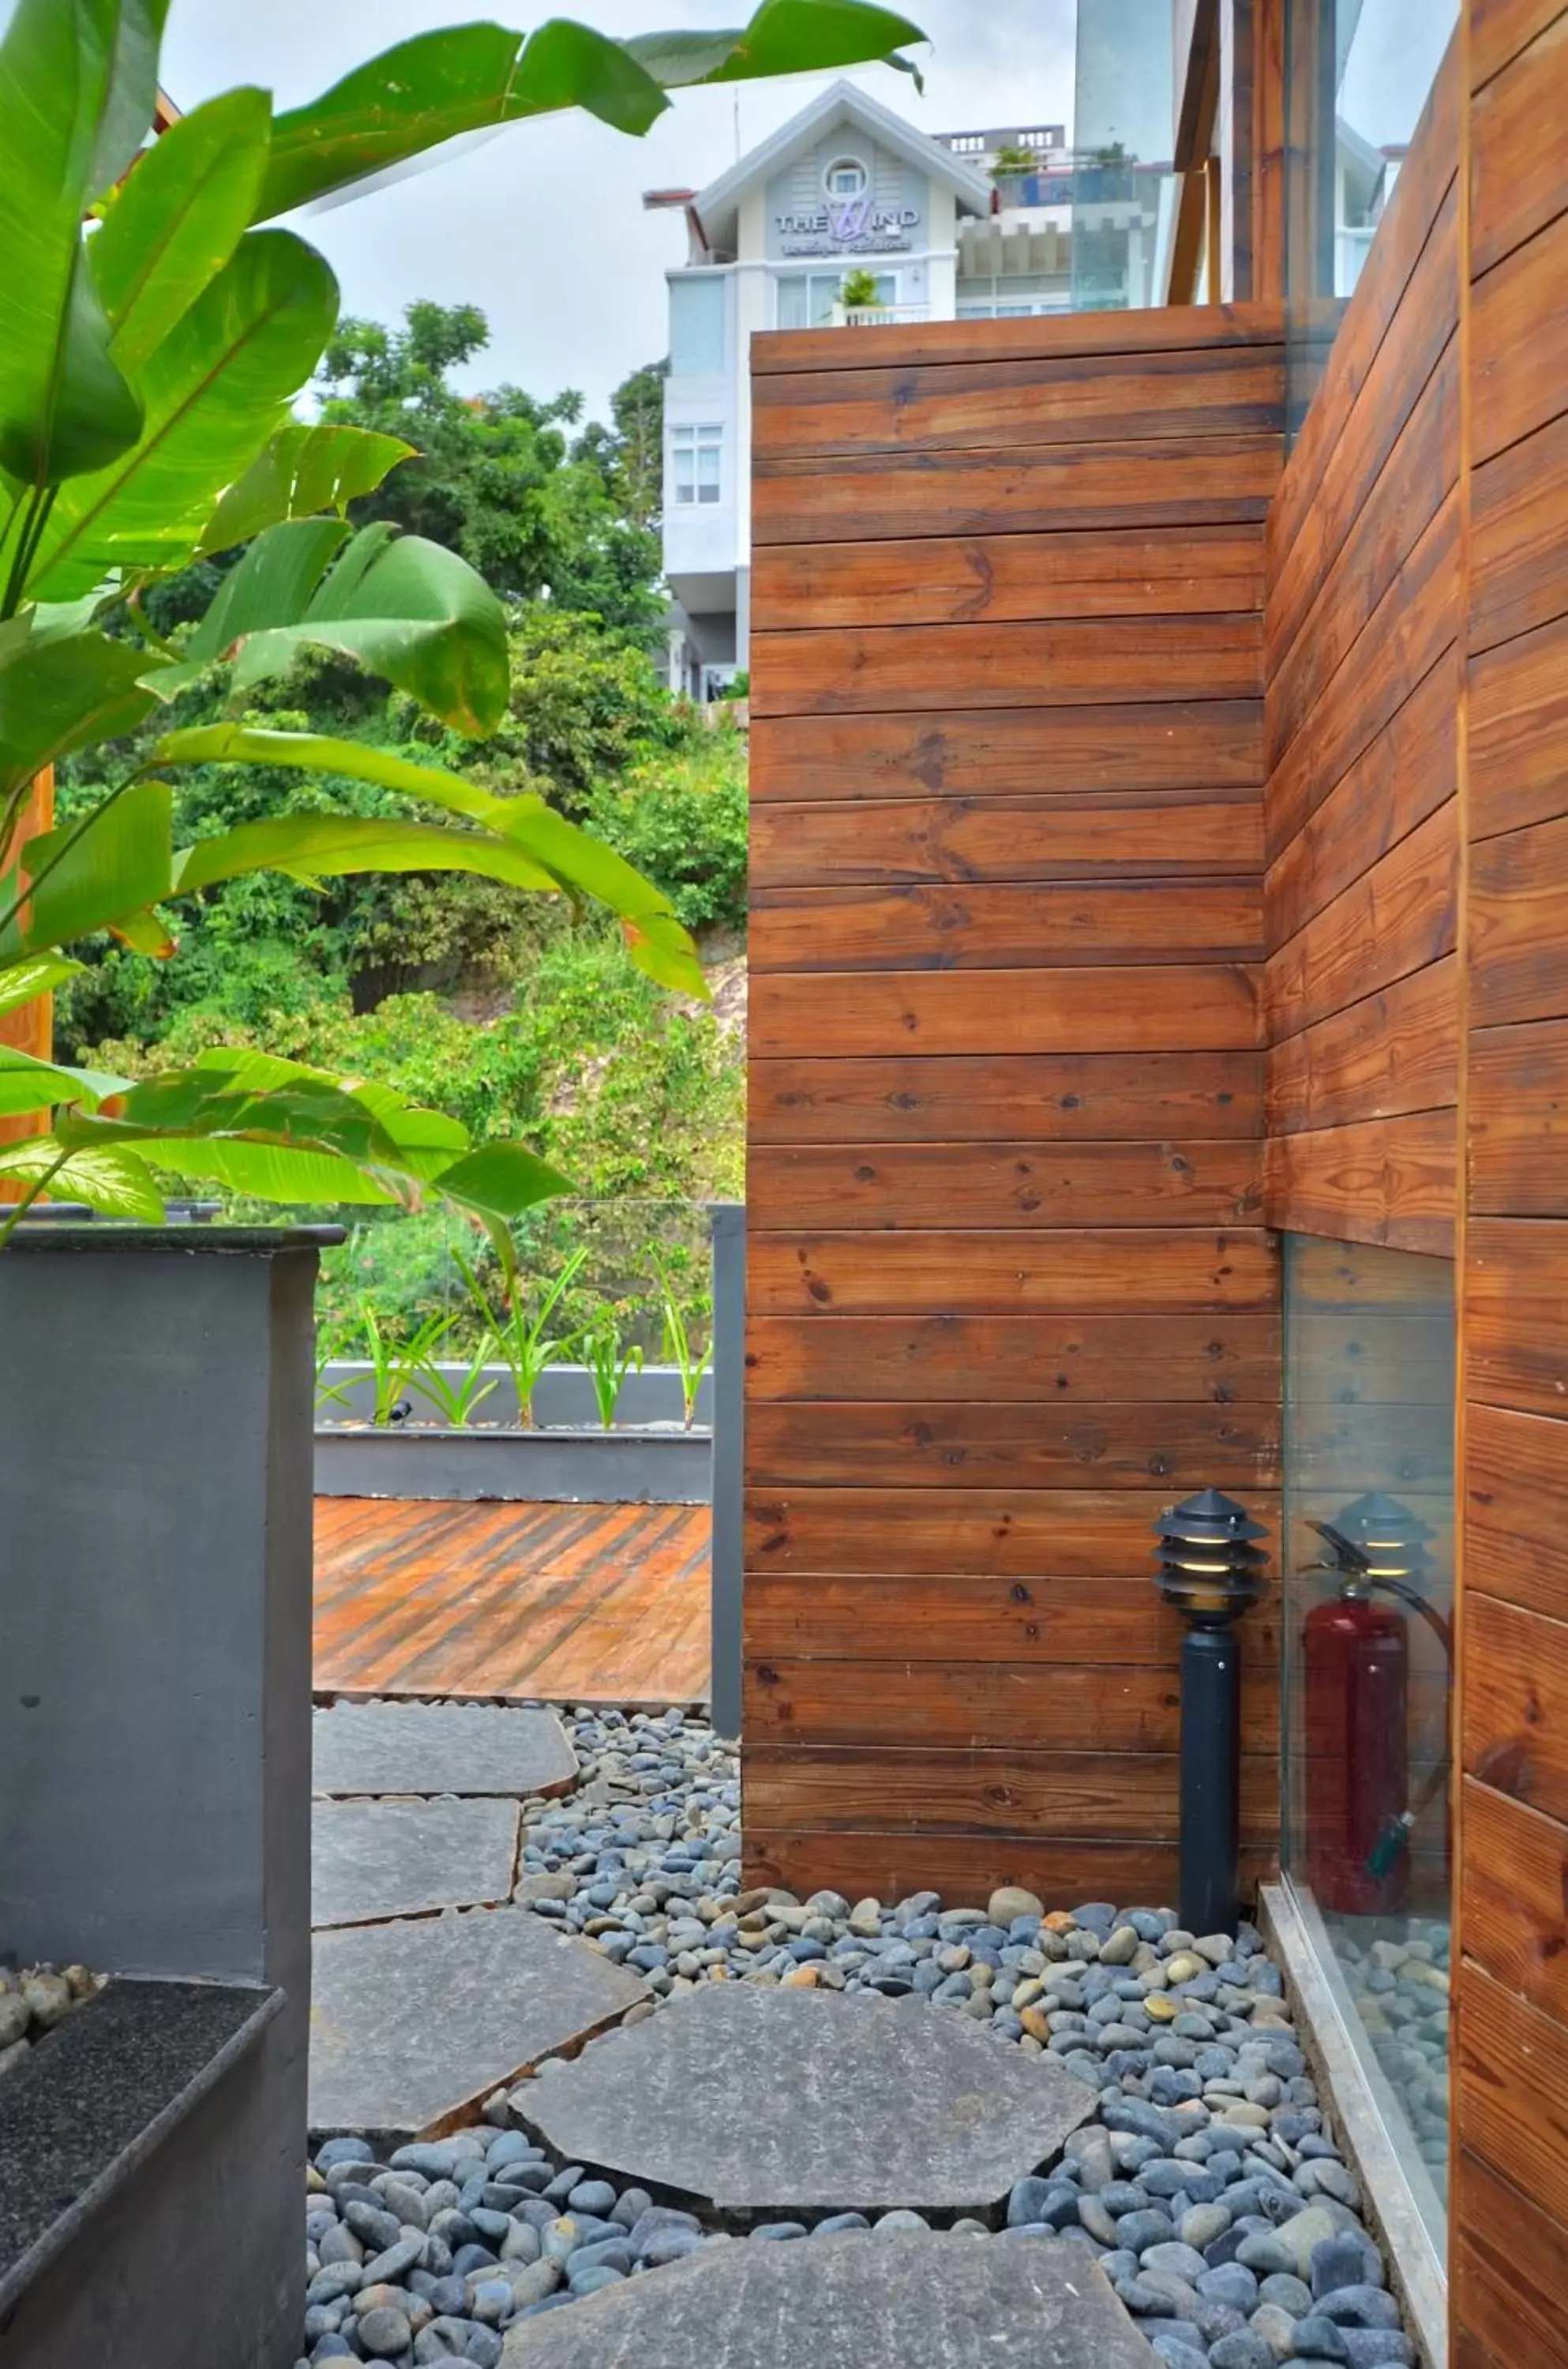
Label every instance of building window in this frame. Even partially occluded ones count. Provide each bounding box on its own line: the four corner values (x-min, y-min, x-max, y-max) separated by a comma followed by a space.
671, 422, 722, 505
823, 156, 868, 197
668, 274, 726, 377
777, 269, 896, 329
947, 133, 986, 154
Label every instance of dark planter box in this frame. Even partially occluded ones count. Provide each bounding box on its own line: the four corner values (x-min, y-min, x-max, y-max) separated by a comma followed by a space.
0, 1226, 331, 2369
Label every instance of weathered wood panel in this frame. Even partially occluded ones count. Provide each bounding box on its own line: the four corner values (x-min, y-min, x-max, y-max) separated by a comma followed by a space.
1262, 1110, 1457, 1255
1265, 959, 1457, 1136
748, 881, 1264, 971
744, 1313, 1281, 1402
1465, 1400, 1568, 1622
748, 1141, 1262, 1231
745, 1399, 1280, 1492
749, 1051, 1263, 1143
1451, 2149, 1568, 2369
751, 794, 1264, 889
750, 704, 1265, 804
752, 966, 1261, 1058
747, 1230, 1281, 1316
742, 1571, 1280, 1665
1458, 1779, 1568, 2027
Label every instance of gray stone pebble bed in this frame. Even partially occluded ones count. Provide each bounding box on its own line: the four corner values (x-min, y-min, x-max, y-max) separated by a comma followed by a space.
297, 1706, 1413, 2369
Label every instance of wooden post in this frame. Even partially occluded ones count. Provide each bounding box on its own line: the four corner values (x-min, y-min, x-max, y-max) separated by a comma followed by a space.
0, 766, 55, 1200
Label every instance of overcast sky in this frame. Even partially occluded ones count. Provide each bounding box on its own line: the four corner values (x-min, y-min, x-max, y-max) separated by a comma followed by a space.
159, 1, 1076, 422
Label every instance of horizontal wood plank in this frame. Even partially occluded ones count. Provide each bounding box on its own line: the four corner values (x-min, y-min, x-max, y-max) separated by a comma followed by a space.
747, 1229, 1280, 1316
1266, 332, 1458, 771
750, 790, 1265, 890
751, 344, 1285, 460
749, 880, 1263, 971
741, 1831, 1274, 1911
1456, 1960, 1568, 2232
744, 1312, 1281, 1402
1472, 201, 1568, 463
1263, 1110, 1457, 1254
751, 615, 1264, 718
1471, 8, 1568, 276
1472, 405, 1568, 654
752, 437, 1284, 546
1471, 813, 1568, 1025
748, 1051, 1262, 1144
1264, 654, 1457, 950
1466, 1400, 1568, 1622
745, 1486, 1282, 1579
1452, 2147, 1568, 2369
752, 966, 1261, 1058
747, 1139, 1263, 1231
1459, 1779, 1568, 2027
1468, 1219, 1568, 1417
1266, 959, 1457, 1135
1470, 610, 1568, 840
744, 1398, 1280, 1492
742, 1571, 1278, 1665
1471, 1018, 1568, 1211
1265, 494, 1460, 861
744, 1656, 1278, 1753
750, 302, 1289, 377
752, 527, 1266, 632
1472, 0, 1566, 88
743, 1745, 1279, 1838
749, 704, 1264, 803
1463, 1593, 1568, 1824
1266, 802, 1458, 1041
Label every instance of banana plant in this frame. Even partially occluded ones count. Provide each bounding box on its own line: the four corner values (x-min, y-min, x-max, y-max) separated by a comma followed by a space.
0, 0, 925, 1237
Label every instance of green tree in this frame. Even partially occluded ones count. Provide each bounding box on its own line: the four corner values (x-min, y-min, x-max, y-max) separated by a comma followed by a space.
317, 302, 664, 636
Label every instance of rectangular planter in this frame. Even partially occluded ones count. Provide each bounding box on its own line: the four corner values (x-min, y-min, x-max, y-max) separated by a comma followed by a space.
314, 1421, 711, 1503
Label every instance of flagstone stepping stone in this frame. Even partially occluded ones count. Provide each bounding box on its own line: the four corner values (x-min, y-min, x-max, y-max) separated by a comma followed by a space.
519, 1984, 1096, 2217
309, 1907, 645, 2139
500, 2230, 1157, 2367
312, 1697, 576, 1798
312, 1796, 520, 1928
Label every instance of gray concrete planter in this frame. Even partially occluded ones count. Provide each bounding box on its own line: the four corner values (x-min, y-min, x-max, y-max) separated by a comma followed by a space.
0, 1224, 332, 2369
315, 1360, 712, 1502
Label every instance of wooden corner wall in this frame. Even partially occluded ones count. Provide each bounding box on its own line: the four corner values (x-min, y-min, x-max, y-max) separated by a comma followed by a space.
743, 306, 1286, 1907
1262, 43, 1463, 1255
1454, 3, 1568, 2361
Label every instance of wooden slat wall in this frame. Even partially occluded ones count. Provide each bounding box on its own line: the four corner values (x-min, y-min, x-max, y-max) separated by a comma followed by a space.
1262, 46, 1463, 1256
1454, 5, 1568, 2362
744, 306, 1285, 1906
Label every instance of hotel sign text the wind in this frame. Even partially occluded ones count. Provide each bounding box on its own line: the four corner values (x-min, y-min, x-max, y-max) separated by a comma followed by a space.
774, 197, 921, 254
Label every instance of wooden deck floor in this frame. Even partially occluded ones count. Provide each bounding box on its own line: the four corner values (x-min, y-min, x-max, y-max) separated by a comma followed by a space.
313, 1498, 711, 1706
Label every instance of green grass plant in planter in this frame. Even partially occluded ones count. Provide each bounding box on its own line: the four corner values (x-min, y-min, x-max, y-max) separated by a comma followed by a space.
584, 1317, 644, 1430
458, 1245, 588, 1427
651, 1248, 712, 1429
0, 0, 925, 1256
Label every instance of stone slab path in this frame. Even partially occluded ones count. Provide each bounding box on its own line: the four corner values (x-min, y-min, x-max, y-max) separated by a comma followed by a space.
498, 2231, 1158, 2367
312, 1699, 576, 1798
309, 1907, 647, 2140
521, 1984, 1096, 2216
311, 1798, 520, 1928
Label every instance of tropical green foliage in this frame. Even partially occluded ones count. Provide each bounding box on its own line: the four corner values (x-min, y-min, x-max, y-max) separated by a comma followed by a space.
0, 0, 923, 1240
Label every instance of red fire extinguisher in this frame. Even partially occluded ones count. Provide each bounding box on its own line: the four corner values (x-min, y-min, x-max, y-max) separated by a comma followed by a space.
1303, 1493, 1450, 1918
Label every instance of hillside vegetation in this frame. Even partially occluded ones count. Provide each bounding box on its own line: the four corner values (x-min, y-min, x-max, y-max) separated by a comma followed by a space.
56, 308, 746, 1340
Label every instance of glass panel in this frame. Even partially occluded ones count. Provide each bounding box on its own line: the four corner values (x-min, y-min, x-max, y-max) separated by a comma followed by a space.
1281, 1234, 1455, 2249
1071, 0, 1178, 310
775, 275, 809, 331
671, 432, 695, 503
696, 432, 722, 502
668, 275, 726, 377
1282, 1, 1459, 432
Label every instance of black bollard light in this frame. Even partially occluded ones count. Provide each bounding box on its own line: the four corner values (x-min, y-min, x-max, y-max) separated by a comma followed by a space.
1153, 1487, 1270, 1937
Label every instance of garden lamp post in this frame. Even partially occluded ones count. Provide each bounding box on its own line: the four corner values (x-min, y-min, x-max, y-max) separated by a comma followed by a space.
1153, 1487, 1269, 1937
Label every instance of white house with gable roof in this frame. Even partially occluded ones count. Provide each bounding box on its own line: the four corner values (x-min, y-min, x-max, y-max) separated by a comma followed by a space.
647, 81, 1075, 700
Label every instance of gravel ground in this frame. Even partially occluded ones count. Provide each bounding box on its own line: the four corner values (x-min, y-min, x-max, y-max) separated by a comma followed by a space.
297, 1706, 1415, 2369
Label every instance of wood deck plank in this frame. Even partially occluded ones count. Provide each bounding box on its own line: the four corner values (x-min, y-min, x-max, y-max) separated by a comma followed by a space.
313, 1497, 711, 1706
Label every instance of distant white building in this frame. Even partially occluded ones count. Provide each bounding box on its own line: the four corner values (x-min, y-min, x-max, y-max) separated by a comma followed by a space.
647, 82, 1085, 700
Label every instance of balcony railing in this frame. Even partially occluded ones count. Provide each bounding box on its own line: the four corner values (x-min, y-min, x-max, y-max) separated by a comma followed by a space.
828, 302, 933, 328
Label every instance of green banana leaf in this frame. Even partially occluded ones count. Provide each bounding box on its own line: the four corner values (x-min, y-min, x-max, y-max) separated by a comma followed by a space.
182, 516, 353, 663
0, 623, 156, 817
90, 85, 272, 378
0, 0, 149, 490
0, 1136, 165, 1222
253, 2, 925, 222
149, 723, 707, 994
0, 953, 85, 1016
224, 529, 512, 735
172, 813, 559, 897
0, 1043, 134, 1117
627, 2, 924, 85
197, 420, 415, 556
28, 230, 339, 601
0, 779, 172, 958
